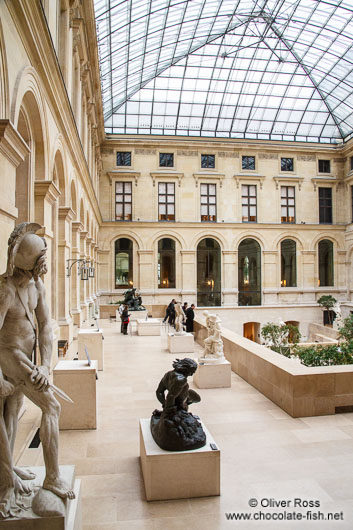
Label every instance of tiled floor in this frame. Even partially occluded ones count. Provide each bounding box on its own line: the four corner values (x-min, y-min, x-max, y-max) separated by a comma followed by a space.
17, 320, 353, 529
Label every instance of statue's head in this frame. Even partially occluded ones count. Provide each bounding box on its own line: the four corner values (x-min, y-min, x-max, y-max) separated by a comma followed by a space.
6, 222, 47, 279
172, 358, 197, 376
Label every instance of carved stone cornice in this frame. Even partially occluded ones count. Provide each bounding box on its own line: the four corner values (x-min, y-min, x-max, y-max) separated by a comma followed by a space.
72, 221, 84, 233
58, 206, 75, 221
80, 230, 89, 240
0, 120, 30, 167
34, 180, 61, 204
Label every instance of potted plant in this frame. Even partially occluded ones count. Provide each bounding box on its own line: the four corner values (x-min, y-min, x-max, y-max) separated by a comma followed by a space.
317, 295, 337, 326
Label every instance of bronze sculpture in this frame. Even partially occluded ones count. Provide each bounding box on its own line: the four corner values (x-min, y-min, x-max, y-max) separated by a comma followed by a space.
151, 358, 206, 451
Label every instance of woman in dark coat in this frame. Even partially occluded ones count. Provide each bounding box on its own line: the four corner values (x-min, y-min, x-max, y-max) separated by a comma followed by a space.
121, 305, 130, 335
185, 304, 195, 333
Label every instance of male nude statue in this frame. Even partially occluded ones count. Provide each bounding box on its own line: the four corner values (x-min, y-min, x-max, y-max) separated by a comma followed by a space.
0, 222, 74, 518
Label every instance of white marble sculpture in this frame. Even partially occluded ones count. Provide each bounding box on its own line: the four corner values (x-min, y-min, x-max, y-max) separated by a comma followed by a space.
0, 223, 75, 520
199, 310, 225, 364
333, 301, 343, 330
174, 302, 186, 335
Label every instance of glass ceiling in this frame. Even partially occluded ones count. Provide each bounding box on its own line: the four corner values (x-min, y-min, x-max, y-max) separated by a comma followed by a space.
94, 0, 353, 143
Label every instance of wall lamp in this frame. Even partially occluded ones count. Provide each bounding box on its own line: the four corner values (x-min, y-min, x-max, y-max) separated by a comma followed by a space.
66, 259, 95, 280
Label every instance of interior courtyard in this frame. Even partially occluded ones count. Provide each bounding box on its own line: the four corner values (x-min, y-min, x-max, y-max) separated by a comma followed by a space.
1, 0, 353, 528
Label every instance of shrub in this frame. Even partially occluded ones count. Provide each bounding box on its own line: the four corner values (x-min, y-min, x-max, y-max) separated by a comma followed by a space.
261, 322, 301, 358
295, 344, 353, 366
317, 295, 337, 325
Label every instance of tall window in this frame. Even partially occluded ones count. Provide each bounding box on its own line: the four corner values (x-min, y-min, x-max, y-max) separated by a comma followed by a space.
281, 186, 295, 223
158, 238, 175, 288
200, 183, 216, 221
115, 182, 132, 220
318, 159, 330, 173
318, 239, 333, 286
201, 154, 215, 168
281, 157, 294, 171
242, 156, 255, 170
281, 239, 296, 287
238, 239, 261, 306
197, 238, 221, 306
242, 184, 257, 222
116, 151, 131, 166
159, 152, 174, 167
115, 238, 133, 288
158, 182, 175, 221
319, 188, 332, 224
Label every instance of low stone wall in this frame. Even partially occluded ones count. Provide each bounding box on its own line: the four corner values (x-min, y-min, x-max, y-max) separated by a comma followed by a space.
194, 317, 353, 418
100, 303, 166, 318
308, 322, 339, 343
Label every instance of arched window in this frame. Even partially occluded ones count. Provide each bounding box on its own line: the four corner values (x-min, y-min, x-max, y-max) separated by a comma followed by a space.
115, 238, 133, 288
281, 239, 297, 287
158, 238, 175, 288
197, 238, 221, 306
238, 239, 261, 306
318, 239, 333, 286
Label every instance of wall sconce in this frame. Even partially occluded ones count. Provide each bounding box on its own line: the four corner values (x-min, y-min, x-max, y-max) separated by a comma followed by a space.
81, 267, 89, 280
66, 258, 93, 280
88, 267, 95, 278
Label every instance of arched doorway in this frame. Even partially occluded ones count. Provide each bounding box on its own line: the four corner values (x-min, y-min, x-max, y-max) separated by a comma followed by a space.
238, 238, 261, 306
197, 238, 221, 306
115, 238, 133, 288
243, 322, 261, 343
158, 238, 175, 288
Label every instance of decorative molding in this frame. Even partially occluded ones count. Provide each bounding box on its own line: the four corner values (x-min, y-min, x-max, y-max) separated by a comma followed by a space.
80, 230, 89, 240
107, 170, 140, 186
297, 155, 316, 162
0, 120, 30, 167
234, 174, 265, 189
150, 171, 184, 187
34, 180, 61, 204
177, 150, 198, 157
193, 172, 225, 187
311, 177, 337, 191
218, 151, 239, 158
72, 221, 84, 233
273, 176, 304, 190
135, 148, 156, 155
333, 158, 346, 163
259, 153, 278, 160
58, 207, 75, 221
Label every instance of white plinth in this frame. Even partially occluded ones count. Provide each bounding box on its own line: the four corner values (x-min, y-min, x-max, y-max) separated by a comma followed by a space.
137, 318, 161, 336
140, 418, 220, 501
0, 466, 82, 530
77, 329, 104, 371
53, 360, 97, 430
116, 309, 148, 322
168, 333, 194, 353
193, 360, 231, 388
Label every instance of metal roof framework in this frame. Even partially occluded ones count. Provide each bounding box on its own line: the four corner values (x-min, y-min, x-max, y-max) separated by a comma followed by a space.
94, 0, 353, 143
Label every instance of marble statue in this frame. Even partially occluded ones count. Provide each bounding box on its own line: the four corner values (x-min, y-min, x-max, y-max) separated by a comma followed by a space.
122, 288, 144, 310
174, 302, 186, 335
0, 223, 75, 520
199, 310, 225, 364
151, 358, 206, 451
333, 301, 343, 330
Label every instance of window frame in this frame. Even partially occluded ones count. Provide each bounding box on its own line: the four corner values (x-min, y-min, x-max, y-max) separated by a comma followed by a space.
115, 181, 132, 221
116, 151, 132, 167
200, 182, 217, 222
241, 155, 256, 171
280, 185, 296, 223
158, 182, 175, 221
280, 157, 294, 172
318, 187, 332, 224
159, 152, 174, 168
318, 159, 331, 174
241, 184, 257, 222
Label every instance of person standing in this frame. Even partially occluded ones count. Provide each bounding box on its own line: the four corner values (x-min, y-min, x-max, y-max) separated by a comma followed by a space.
185, 304, 195, 333
121, 304, 130, 335
118, 303, 124, 333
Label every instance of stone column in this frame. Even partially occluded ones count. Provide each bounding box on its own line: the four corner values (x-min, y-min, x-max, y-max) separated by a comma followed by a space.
180, 251, 196, 303
138, 250, 154, 304
97, 249, 110, 300
58, 206, 75, 343
301, 250, 317, 302
0, 121, 30, 270
262, 250, 278, 305
71, 221, 84, 326
80, 230, 89, 320
222, 250, 237, 306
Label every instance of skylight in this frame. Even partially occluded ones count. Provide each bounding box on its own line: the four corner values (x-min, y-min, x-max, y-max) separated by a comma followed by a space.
94, 0, 353, 143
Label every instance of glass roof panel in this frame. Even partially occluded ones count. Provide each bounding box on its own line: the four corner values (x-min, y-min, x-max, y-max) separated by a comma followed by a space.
94, 0, 353, 142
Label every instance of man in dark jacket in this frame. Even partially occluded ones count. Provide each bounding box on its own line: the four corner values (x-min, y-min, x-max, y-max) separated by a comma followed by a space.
185, 304, 195, 333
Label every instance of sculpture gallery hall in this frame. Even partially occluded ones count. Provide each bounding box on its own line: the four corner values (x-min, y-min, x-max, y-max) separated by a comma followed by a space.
1, 0, 353, 528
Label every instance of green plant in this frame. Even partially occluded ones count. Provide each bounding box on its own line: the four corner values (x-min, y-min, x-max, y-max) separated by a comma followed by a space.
317, 295, 337, 325
338, 314, 353, 343
261, 322, 301, 358
294, 344, 353, 366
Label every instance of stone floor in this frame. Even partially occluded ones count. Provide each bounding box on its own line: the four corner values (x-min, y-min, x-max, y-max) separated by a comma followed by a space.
17, 319, 353, 529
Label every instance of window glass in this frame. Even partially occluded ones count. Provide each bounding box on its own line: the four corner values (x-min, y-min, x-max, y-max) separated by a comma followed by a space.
318, 159, 331, 173
281, 157, 294, 171
158, 182, 175, 220
116, 152, 131, 166
158, 238, 175, 288
318, 239, 333, 286
200, 183, 217, 221
197, 238, 221, 306
319, 187, 332, 223
201, 154, 215, 168
115, 238, 133, 287
242, 156, 255, 170
281, 239, 297, 287
115, 181, 132, 220
159, 153, 174, 167
238, 238, 261, 306
281, 186, 295, 223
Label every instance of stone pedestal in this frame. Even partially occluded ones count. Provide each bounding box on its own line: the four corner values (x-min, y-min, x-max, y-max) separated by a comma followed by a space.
77, 328, 104, 371
137, 318, 161, 336
53, 360, 97, 430
167, 333, 194, 353
0, 466, 82, 530
193, 360, 231, 388
140, 418, 220, 501
116, 309, 148, 322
